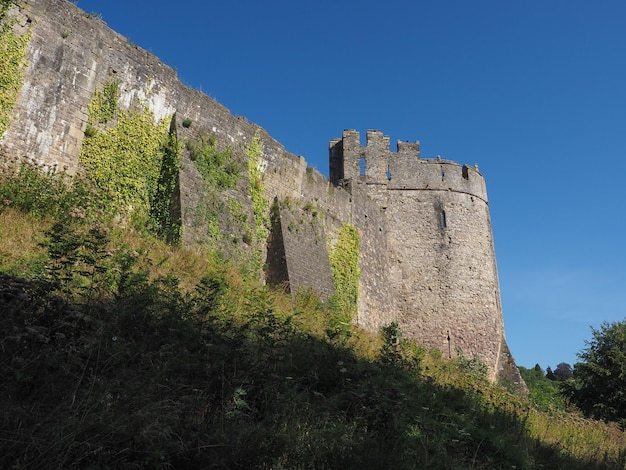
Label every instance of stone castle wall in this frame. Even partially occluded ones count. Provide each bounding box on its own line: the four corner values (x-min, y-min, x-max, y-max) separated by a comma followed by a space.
266, 200, 335, 301
3, 1, 305, 191
0, 0, 523, 386
330, 130, 517, 382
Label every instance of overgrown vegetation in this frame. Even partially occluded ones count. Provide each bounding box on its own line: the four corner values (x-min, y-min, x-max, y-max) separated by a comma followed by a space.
231, 131, 272, 273
519, 364, 568, 411
328, 223, 361, 338
88, 79, 119, 124
80, 80, 180, 241
149, 118, 182, 242
2, 167, 626, 468
185, 132, 249, 247
0, 0, 31, 136
187, 133, 241, 191
246, 132, 270, 251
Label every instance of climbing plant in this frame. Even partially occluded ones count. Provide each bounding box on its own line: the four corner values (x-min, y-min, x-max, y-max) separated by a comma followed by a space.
186, 133, 240, 191
80, 80, 172, 224
149, 118, 182, 242
246, 133, 269, 248
185, 133, 243, 244
0, 1, 31, 137
328, 224, 360, 336
88, 80, 119, 124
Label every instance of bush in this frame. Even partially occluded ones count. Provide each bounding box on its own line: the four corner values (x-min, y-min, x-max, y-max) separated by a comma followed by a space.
2, 165, 626, 469
562, 321, 626, 426
0, 164, 105, 222
187, 133, 241, 191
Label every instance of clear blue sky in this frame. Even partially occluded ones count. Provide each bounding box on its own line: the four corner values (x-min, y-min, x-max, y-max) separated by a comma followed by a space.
76, 0, 626, 371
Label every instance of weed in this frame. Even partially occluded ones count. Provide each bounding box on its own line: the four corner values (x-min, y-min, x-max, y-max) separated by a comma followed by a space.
1, 165, 626, 469
84, 124, 97, 137
187, 133, 241, 191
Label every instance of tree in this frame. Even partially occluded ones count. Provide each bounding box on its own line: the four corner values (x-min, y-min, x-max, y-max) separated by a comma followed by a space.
553, 362, 573, 381
518, 365, 566, 411
561, 320, 626, 426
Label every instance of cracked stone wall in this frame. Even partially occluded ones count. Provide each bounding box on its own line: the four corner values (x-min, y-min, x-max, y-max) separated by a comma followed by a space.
330, 129, 522, 385
0, 0, 523, 386
0, 0, 349, 318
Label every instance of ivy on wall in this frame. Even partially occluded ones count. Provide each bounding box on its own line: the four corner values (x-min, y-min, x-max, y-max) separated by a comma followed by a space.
187, 133, 241, 191
328, 223, 361, 333
150, 118, 182, 242
246, 133, 269, 247
0, 1, 31, 137
80, 80, 177, 236
189, 192, 225, 243
89, 80, 119, 124
186, 133, 244, 244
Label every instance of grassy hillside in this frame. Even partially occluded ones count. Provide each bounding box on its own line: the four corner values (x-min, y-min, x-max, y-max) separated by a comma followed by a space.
1, 167, 626, 469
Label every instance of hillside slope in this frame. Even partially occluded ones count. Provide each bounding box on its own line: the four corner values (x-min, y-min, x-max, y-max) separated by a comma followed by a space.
1, 167, 625, 469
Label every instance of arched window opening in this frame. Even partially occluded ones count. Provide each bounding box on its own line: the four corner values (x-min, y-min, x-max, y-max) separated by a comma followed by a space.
386, 165, 392, 181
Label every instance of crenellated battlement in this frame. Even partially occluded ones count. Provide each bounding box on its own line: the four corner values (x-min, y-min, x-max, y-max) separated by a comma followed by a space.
0, 0, 523, 388
329, 129, 415, 185
327, 129, 513, 382
329, 129, 487, 202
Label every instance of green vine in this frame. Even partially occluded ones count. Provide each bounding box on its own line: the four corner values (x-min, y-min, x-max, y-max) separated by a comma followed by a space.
149, 118, 182, 242
0, 1, 31, 137
88, 80, 119, 124
185, 133, 244, 245
187, 133, 240, 191
246, 133, 269, 248
80, 81, 172, 226
328, 224, 360, 334
189, 193, 224, 244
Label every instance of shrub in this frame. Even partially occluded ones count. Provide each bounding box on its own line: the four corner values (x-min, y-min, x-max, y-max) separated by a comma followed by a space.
187, 133, 241, 191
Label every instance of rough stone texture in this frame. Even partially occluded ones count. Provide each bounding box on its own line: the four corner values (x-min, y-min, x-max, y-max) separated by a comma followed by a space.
3, 1, 297, 178
267, 201, 335, 301
0, 0, 524, 388
349, 183, 396, 331
331, 130, 522, 387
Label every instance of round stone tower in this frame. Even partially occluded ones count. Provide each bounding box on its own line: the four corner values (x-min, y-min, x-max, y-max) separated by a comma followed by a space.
330, 129, 519, 383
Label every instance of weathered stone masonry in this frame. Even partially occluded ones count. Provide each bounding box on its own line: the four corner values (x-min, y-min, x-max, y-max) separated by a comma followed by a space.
330, 130, 519, 383
0, 0, 523, 386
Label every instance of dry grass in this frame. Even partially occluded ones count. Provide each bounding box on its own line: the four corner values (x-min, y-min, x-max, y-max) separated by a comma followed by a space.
108, 227, 235, 291
527, 409, 626, 465
3, 197, 626, 468
0, 208, 48, 275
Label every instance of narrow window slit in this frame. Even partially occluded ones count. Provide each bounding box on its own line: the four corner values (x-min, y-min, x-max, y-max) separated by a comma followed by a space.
462, 165, 469, 180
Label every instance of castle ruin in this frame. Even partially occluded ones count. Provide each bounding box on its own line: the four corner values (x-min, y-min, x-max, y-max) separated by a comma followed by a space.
0, 0, 523, 386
